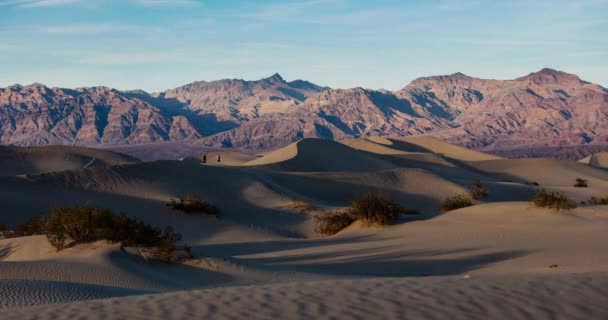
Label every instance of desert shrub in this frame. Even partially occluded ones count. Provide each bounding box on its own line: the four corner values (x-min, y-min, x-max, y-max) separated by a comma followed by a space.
183, 243, 193, 258
167, 193, 218, 216
314, 211, 356, 235
45, 212, 67, 251
531, 189, 574, 210
314, 193, 416, 235
582, 196, 608, 205
10, 206, 179, 255
149, 226, 183, 262
348, 192, 405, 225
574, 178, 588, 188
13, 216, 46, 237
470, 180, 489, 200
441, 195, 473, 212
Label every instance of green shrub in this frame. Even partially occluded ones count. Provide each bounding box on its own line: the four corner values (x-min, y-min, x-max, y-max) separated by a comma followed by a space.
574, 178, 588, 188
167, 193, 218, 216
470, 180, 489, 200
582, 196, 608, 205
314, 211, 356, 235
531, 189, 575, 210
441, 195, 473, 212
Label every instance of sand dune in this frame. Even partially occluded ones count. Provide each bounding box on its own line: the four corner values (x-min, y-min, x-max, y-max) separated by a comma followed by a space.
5, 274, 608, 320
471, 158, 608, 201
189, 150, 260, 166
587, 152, 608, 168
0, 145, 139, 176
2, 137, 608, 318
392, 136, 502, 161
244, 138, 397, 172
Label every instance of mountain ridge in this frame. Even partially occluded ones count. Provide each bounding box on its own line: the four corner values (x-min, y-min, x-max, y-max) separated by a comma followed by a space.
2, 69, 607, 155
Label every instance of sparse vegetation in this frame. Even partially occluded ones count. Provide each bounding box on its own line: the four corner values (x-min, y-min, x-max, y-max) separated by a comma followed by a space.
314, 211, 356, 235
574, 178, 588, 188
348, 192, 405, 225
440, 195, 473, 212
531, 189, 575, 210
581, 196, 608, 205
314, 192, 418, 235
12, 216, 46, 237
149, 226, 182, 262
167, 193, 218, 216
0, 224, 7, 238
6, 206, 185, 262
470, 180, 489, 200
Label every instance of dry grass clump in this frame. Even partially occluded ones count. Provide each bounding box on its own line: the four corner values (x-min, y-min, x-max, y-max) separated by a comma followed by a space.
581, 196, 608, 205
314, 192, 418, 235
469, 180, 489, 200
531, 189, 575, 210
440, 195, 473, 212
574, 178, 588, 188
167, 193, 218, 216
314, 211, 356, 235
349, 192, 406, 225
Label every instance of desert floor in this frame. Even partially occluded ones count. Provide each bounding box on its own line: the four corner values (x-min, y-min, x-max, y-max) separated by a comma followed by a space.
1, 137, 608, 319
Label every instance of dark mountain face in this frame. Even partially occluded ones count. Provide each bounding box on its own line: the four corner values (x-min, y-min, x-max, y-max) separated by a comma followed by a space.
2, 69, 607, 154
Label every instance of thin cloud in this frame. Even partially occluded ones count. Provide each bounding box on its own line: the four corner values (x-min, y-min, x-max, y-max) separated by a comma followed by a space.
38, 23, 159, 35
0, 0, 82, 7
0, 0, 199, 7
133, 0, 200, 7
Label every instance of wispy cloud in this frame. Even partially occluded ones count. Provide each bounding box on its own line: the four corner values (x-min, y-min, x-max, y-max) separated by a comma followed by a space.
38, 23, 159, 35
52, 49, 188, 65
0, 0, 81, 7
0, 0, 199, 8
450, 38, 568, 47
132, 0, 200, 7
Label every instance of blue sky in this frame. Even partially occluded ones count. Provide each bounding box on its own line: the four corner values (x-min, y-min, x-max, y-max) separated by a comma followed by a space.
0, 0, 606, 91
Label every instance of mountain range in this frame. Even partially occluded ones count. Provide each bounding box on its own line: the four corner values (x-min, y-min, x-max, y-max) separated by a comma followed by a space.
1, 68, 607, 156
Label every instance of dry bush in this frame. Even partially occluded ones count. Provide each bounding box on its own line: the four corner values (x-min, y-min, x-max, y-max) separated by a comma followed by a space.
349, 192, 407, 225
314, 192, 418, 235
470, 180, 489, 200
314, 211, 356, 236
441, 195, 473, 212
531, 189, 575, 210
9, 206, 181, 259
574, 178, 588, 188
167, 193, 218, 216
149, 226, 182, 262
582, 196, 608, 205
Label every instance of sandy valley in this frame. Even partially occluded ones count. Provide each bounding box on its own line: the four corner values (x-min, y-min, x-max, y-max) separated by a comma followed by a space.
1, 136, 608, 319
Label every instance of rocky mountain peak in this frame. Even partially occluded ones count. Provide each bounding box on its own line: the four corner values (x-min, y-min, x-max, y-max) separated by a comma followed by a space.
516, 68, 582, 86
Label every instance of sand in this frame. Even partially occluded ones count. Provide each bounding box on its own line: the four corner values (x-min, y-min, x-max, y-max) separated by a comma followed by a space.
2, 137, 608, 318
0, 145, 139, 176
588, 152, 608, 168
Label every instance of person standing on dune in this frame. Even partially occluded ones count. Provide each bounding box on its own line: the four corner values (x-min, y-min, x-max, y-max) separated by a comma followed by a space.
217, 154, 221, 163
202, 154, 207, 164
